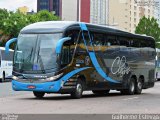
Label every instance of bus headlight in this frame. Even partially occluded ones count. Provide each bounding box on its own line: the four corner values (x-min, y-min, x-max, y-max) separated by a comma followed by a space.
46, 73, 63, 81
12, 76, 19, 80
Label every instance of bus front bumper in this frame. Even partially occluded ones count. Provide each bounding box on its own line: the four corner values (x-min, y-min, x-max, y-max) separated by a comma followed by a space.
12, 80, 62, 92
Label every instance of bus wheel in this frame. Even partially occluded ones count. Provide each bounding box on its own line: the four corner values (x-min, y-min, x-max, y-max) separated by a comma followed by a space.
33, 91, 45, 99
71, 80, 83, 99
135, 78, 143, 94
92, 90, 110, 95
121, 78, 135, 95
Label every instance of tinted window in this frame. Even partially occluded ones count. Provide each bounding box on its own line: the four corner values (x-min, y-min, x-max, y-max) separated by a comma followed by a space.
105, 35, 119, 46
61, 30, 80, 67
92, 33, 104, 46
145, 39, 155, 48
119, 37, 130, 47
130, 39, 140, 47
139, 39, 148, 47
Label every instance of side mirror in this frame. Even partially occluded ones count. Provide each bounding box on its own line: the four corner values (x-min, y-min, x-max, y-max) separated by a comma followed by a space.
55, 37, 71, 54
5, 38, 17, 54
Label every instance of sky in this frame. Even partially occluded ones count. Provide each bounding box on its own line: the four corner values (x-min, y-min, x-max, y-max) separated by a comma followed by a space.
0, 0, 37, 12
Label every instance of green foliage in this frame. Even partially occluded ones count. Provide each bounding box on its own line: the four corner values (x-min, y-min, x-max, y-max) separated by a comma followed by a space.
135, 16, 160, 48
37, 10, 59, 21
0, 9, 60, 48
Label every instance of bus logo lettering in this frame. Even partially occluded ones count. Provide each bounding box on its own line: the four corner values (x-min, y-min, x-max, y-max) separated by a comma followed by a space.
111, 56, 130, 77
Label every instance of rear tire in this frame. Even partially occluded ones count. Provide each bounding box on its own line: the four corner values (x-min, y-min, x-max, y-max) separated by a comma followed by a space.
121, 78, 135, 95
92, 90, 110, 95
71, 80, 83, 99
33, 91, 45, 98
135, 78, 143, 94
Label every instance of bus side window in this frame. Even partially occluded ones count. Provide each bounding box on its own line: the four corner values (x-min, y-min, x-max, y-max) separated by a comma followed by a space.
92, 32, 104, 46
146, 39, 155, 48
61, 44, 70, 66
139, 39, 148, 48
130, 39, 140, 47
119, 37, 130, 47
61, 30, 80, 67
105, 35, 119, 46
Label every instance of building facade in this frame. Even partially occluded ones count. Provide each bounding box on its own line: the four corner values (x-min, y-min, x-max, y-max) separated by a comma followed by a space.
37, 0, 62, 17
154, 0, 160, 26
109, 0, 155, 33
90, 0, 109, 25
61, 0, 90, 23
18, 6, 29, 15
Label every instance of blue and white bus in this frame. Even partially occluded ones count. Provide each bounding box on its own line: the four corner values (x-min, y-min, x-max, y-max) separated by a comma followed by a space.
0, 47, 13, 82
6, 21, 156, 99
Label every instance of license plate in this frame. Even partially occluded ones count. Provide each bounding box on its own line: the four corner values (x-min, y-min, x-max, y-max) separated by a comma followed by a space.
27, 85, 36, 89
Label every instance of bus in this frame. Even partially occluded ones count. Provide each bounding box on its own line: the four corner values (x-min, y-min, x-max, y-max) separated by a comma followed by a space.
155, 48, 160, 81
5, 21, 156, 99
0, 47, 13, 82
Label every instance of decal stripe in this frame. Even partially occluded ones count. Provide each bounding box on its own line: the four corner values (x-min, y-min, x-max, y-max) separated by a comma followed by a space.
89, 52, 120, 83
79, 23, 88, 31
60, 67, 91, 83
79, 23, 120, 83
12, 67, 91, 92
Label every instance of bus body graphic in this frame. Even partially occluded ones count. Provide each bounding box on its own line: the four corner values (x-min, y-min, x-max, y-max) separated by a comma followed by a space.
6, 21, 155, 98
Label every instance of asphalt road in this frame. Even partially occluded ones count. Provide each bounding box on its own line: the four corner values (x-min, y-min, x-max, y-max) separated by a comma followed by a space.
0, 81, 160, 114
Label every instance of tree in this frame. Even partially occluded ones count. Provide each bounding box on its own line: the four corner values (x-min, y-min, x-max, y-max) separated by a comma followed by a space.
36, 10, 59, 21
0, 8, 10, 30
0, 9, 60, 48
1, 12, 29, 37
135, 16, 160, 48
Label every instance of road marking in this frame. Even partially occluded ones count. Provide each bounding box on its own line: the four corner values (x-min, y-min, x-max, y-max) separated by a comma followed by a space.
122, 97, 139, 101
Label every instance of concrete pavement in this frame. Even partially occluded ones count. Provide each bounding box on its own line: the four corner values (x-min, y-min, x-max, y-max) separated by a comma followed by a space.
0, 82, 160, 114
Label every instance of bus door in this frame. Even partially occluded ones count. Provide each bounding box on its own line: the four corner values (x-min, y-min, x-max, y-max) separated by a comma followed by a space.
60, 30, 80, 68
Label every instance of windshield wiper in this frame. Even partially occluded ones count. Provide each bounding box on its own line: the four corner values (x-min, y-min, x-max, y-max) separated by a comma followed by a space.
20, 48, 33, 72
37, 46, 45, 73
38, 55, 45, 73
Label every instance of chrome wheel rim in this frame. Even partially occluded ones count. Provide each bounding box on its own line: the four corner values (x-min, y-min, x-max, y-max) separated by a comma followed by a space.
138, 81, 142, 89
130, 81, 135, 92
76, 84, 82, 94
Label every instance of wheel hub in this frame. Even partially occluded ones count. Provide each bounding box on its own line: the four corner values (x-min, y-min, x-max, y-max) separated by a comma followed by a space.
76, 84, 82, 93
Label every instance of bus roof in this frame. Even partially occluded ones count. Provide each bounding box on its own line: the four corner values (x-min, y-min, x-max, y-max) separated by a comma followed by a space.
20, 21, 154, 41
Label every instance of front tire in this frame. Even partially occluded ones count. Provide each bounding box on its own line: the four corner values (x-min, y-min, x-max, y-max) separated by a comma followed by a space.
71, 80, 83, 99
33, 91, 45, 98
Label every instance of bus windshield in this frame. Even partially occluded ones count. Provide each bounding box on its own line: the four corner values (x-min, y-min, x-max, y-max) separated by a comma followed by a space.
14, 33, 62, 73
